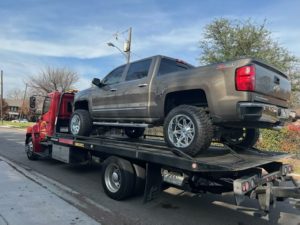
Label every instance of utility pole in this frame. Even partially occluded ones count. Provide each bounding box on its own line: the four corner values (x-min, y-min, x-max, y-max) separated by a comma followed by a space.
1, 70, 3, 125
20, 83, 28, 120
126, 27, 132, 64
108, 27, 132, 64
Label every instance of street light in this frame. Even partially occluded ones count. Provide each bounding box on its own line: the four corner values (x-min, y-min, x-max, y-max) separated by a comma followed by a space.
107, 27, 132, 64
107, 42, 128, 62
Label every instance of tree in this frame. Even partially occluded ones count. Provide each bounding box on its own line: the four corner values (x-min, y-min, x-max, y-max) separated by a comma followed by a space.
6, 88, 24, 100
199, 18, 299, 106
0, 99, 9, 119
288, 64, 300, 106
28, 67, 79, 94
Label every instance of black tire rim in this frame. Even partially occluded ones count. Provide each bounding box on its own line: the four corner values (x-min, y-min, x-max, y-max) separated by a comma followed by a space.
224, 128, 247, 144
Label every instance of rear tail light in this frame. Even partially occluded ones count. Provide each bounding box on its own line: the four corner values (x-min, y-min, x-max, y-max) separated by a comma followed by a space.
288, 165, 293, 173
242, 181, 250, 192
234, 175, 258, 195
235, 65, 256, 91
282, 164, 293, 175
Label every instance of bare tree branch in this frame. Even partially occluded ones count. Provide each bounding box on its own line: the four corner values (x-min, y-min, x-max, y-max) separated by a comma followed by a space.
28, 67, 79, 94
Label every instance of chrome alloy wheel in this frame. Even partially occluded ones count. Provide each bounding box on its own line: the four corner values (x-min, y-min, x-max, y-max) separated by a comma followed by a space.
167, 114, 195, 148
70, 114, 81, 135
25, 141, 34, 156
104, 163, 121, 193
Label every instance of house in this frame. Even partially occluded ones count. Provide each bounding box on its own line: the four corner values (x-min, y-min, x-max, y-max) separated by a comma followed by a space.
5, 99, 23, 120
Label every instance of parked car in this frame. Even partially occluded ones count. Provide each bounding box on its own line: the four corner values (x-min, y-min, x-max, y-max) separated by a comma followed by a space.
20, 119, 29, 123
70, 55, 292, 156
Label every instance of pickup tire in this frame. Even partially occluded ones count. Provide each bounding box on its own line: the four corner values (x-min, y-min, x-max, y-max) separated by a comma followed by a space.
164, 105, 213, 156
124, 127, 145, 139
102, 156, 135, 200
221, 128, 260, 149
70, 109, 92, 136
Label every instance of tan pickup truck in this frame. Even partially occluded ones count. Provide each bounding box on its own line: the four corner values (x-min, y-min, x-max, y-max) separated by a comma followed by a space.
70, 55, 292, 156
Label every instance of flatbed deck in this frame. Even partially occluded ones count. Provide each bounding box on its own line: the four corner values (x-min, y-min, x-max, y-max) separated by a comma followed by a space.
50, 134, 290, 173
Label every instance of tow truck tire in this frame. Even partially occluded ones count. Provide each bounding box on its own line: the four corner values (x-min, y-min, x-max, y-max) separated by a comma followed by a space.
70, 109, 92, 136
102, 156, 135, 200
221, 128, 260, 149
164, 105, 213, 157
25, 137, 38, 160
124, 127, 145, 139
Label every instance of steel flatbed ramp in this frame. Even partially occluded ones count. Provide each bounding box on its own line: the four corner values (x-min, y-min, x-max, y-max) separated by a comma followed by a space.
50, 134, 290, 173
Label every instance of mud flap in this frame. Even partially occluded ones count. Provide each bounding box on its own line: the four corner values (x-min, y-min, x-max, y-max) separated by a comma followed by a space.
143, 163, 162, 203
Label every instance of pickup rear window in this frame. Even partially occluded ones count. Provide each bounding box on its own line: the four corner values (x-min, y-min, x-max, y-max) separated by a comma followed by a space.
158, 58, 193, 76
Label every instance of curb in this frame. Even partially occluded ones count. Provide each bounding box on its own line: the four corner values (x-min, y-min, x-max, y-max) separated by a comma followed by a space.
0, 156, 135, 225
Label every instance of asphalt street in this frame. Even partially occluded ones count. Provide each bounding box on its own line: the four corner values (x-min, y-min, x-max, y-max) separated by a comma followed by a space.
0, 127, 299, 225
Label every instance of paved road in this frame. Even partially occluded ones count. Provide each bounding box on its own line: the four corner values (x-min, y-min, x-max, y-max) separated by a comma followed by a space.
0, 127, 299, 225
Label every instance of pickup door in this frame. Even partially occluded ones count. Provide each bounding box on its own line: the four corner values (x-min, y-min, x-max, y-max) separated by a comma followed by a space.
92, 58, 154, 120
91, 65, 127, 118
114, 58, 154, 120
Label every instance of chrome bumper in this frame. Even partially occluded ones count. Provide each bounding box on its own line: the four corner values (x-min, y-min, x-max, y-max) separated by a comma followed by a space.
238, 102, 293, 123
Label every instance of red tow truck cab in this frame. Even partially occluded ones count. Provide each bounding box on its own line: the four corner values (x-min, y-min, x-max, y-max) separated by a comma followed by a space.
25, 91, 76, 153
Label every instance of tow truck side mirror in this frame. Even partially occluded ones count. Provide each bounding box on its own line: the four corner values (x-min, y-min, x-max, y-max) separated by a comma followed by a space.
92, 78, 104, 87
29, 96, 36, 109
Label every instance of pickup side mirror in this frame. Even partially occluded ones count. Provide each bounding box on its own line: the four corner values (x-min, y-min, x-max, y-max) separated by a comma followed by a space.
29, 96, 36, 109
92, 78, 104, 87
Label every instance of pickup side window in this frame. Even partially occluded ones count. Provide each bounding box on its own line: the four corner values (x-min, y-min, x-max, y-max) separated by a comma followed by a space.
102, 65, 125, 85
158, 58, 193, 76
125, 59, 151, 81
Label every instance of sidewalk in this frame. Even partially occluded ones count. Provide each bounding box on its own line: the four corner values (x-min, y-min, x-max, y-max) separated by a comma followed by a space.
0, 159, 100, 225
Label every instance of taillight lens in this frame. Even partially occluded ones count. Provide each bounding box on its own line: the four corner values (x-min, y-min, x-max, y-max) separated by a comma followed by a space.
235, 65, 256, 91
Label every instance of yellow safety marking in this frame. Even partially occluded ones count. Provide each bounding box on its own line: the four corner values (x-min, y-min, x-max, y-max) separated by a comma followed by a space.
74, 142, 85, 148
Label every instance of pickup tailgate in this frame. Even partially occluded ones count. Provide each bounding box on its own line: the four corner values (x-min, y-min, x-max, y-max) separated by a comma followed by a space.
254, 61, 291, 107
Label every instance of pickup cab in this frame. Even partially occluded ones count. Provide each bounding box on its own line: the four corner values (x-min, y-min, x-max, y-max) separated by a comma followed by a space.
71, 55, 292, 156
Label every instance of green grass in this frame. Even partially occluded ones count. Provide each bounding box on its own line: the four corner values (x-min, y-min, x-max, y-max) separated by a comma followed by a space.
0, 121, 35, 129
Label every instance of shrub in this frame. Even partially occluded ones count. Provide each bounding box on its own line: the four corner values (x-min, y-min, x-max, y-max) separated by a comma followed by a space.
256, 127, 300, 154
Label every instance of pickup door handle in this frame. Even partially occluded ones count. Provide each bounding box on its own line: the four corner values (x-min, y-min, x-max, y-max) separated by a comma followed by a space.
138, 83, 148, 87
274, 76, 280, 85
110, 88, 117, 92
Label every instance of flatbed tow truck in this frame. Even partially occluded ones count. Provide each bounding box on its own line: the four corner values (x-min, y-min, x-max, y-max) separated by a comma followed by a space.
25, 90, 300, 214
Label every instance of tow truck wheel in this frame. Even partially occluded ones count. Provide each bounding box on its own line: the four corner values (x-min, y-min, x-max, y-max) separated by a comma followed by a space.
70, 109, 92, 136
102, 156, 135, 200
25, 137, 38, 160
164, 105, 213, 156
124, 127, 145, 139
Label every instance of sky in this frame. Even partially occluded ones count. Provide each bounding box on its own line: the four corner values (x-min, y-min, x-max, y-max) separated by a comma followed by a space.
0, 0, 299, 96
